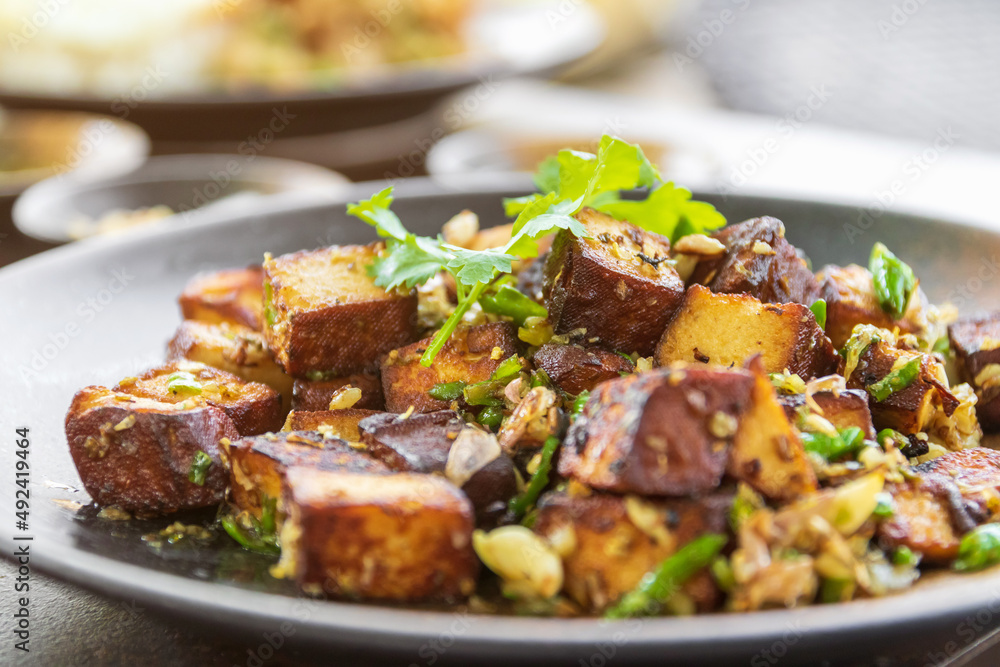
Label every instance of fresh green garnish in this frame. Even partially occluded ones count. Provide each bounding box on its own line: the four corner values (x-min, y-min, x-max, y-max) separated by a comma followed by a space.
729, 484, 763, 532
954, 524, 1000, 572
840, 325, 881, 379
876, 428, 908, 451
932, 336, 952, 356
221, 515, 280, 555
167, 371, 203, 395
491, 355, 524, 381
869, 242, 917, 320
820, 578, 853, 604
809, 298, 827, 329
188, 451, 212, 486
509, 436, 560, 521
571, 390, 590, 416
479, 284, 547, 325
893, 545, 918, 567
604, 534, 727, 619
800, 426, 865, 461
477, 405, 504, 429
260, 495, 277, 536
710, 556, 735, 592
873, 491, 895, 519
867, 357, 921, 402
530, 368, 551, 388
428, 381, 466, 402
428, 358, 521, 406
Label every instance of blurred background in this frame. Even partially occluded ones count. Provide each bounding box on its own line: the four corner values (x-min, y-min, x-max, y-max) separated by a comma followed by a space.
3, 0, 1000, 268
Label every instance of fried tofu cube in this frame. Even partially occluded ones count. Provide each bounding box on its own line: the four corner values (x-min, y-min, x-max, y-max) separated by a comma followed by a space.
543, 208, 685, 356
819, 264, 927, 348
263, 244, 418, 378
727, 362, 818, 501
532, 343, 634, 395
65, 386, 238, 515
778, 388, 876, 438
277, 468, 478, 601
950, 312, 1000, 431
166, 320, 293, 415
689, 217, 820, 305
179, 266, 264, 331
533, 491, 731, 612
844, 331, 958, 434
380, 322, 518, 413
559, 366, 754, 496
281, 409, 381, 441
291, 372, 384, 411
226, 431, 387, 521
878, 475, 961, 563
655, 285, 839, 379
118, 360, 283, 436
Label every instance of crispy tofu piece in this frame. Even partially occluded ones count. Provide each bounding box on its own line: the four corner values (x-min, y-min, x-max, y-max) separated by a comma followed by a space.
533, 491, 731, 612
118, 360, 283, 436
949, 312, 1000, 431
543, 208, 685, 356
281, 409, 381, 442
655, 285, 839, 379
380, 322, 518, 413
727, 362, 818, 501
291, 372, 384, 412
65, 386, 237, 515
845, 334, 958, 434
359, 411, 518, 522
689, 217, 820, 305
179, 266, 264, 331
819, 264, 927, 348
915, 448, 1000, 524
559, 366, 754, 495
278, 468, 478, 601
778, 388, 876, 438
226, 431, 386, 521
263, 244, 418, 378
166, 320, 293, 415
532, 343, 634, 395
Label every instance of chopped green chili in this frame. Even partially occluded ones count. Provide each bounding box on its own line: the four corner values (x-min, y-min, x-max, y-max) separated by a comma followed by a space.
477, 405, 504, 429
429, 381, 466, 401
800, 426, 865, 461
167, 371, 203, 395
869, 242, 917, 320
188, 451, 212, 486
809, 299, 827, 329
509, 436, 560, 520
954, 524, 1000, 572
571, 391, 590, 416
867, 357, 921, 402
479, 285, 547, 325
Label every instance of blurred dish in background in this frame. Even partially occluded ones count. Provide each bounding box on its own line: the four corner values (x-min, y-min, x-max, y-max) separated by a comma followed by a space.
13, 153, 349, 244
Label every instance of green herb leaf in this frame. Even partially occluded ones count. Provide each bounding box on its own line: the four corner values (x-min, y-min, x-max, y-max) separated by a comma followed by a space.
596, 182, 726, 243
867, 357, 922, 402
869, 242, 917, 320
167, 371, 203, 395
509, 436, 560, 520
810, 299, 827, 329
188, 450, 212, 486
954, 524, 1000, 572
533, 156, 561, 194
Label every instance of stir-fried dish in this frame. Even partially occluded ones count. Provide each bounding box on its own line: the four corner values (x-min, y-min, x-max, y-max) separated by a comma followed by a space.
64, 136, 1000, 618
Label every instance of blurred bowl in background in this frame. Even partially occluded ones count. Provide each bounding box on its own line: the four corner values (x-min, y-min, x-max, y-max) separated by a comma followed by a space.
13, 153, 349, 244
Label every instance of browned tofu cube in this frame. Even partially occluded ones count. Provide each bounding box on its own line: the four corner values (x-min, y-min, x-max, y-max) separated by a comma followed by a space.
778, 388, 876, 438
914, 447, 1000, 523
359, 410, 518, 521
179, 266, 264, 331
281, 409, 381, 441
844, 332, 958, 434
380, 322, 518, 413
166, 320, 293, 415
226, 431, 387, 521
532, 343, 634, 395
65, 386, 237, 515
689, 217, 820, 305
559, 366, 754, 496
878, 475, 961, 563
277, 467, 478, 601
819, 264, 927, 348
655, 285, 839, 379
543, 208, 685, 356
118, 360, 283, 436
263, 244, 418, 378
533, 491, 731, 612
291, 372, 384, 411
950, 312, 1000, 431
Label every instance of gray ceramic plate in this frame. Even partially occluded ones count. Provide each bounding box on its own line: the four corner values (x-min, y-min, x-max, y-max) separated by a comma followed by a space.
2, 176, 999, 665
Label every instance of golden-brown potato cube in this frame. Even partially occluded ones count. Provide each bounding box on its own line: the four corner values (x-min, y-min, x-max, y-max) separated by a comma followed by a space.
819, 264, 927, 349
778, 388, 876, 438
263, 244, 418, 378
543, 208, 685, 356
291, 372, 384, 411
844, 334, 957, 434
281, 409, 381, 441
118, 360, 283, 436
226, 431, 387, 521
166, 320, 293, 415
532, 343, 634, 396
655, 285, 839, 379
727, 361, 818, 501
179, 266, 264, 331
277, 467, 478, 601
689, 216, 820, 305
559, 366, 754, 495
380, 322, 518, 413
949, 312, 1000, 431
533, 491, 731, 612
65, 386, 237, 515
